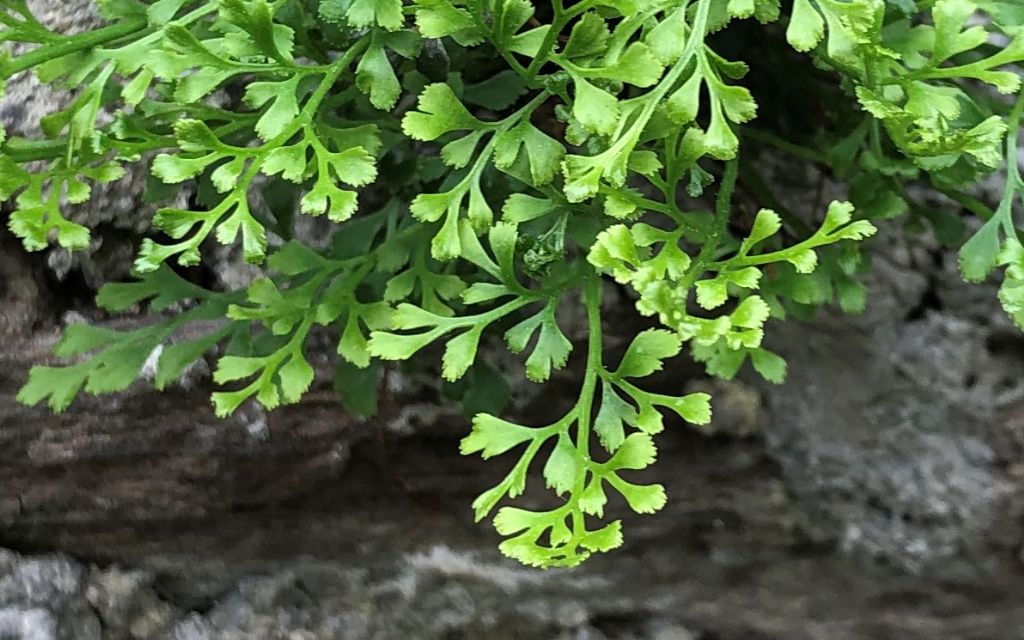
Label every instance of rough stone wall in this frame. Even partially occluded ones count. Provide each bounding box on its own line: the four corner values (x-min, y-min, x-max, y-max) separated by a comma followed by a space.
762, 232, 1024, 580
2, 233, 1024, 639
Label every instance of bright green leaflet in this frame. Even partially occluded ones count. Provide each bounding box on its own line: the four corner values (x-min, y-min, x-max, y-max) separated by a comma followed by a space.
2, 0, 1023, 567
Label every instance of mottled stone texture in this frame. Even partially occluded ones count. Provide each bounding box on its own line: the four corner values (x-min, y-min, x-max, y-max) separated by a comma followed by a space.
762, 234, 1024, 581
2, 236, 1024, 638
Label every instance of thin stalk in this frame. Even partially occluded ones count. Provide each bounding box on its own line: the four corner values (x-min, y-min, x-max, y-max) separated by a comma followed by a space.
933, 184, 994, 221
4, 17, 146, 76
585, 0, 711, 179
742, 128, 828, 165
679, 158, 737, 290
997, 90, 1024, 236
569, 273, 603, 545
0, 138, 69, 162
524, 0, 597, 82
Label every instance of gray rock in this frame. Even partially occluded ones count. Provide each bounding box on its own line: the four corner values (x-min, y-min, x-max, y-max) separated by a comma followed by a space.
0, 608, 59, 640
0, 232, 43, 338
86, 567, 178, 639
761, 232, 1024, 579
0, 551, 101, 640
0, 550, 83, 607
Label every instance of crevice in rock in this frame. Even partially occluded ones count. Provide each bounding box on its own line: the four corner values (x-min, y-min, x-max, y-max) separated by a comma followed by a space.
904, 276, 944, 321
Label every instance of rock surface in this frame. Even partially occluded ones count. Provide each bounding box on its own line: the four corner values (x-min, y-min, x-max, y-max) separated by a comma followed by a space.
762, 233, 1024, 581
2, 230, 1024, 638
1, 429, 1023, 640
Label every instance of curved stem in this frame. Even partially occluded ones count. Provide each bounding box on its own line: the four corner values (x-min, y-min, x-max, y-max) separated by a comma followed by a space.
998, 90, 1024, 233
585, 0, 711, 175
569, 273, 603, 543
679, 158, 738, 289
934, 183, 994, 221
4, 17, 146, 76
742, 127, 828, 165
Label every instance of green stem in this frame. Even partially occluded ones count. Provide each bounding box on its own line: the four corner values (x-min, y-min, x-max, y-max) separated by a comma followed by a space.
933, 184, 994, 221
2, 115, 250, 163
742, 128, 828, 165
499, 89, 552, 127
569, 273, 603, 545
993, 90, 1024, 236
100, 2, 219, 53
524, 0, 566, 80
679, 158, 737, 290
714, 158, 739, 222
588, 0, 711, 177
722, 234, 830, 269
467, 1, 530, 79
250, 37, 368, 156
0, 138, 69, 162
1003, 91, 1024, 186
4, 17, 147, 76
297, 39, 370, 124
639, 0, 711, 120
524, 0, 597, 82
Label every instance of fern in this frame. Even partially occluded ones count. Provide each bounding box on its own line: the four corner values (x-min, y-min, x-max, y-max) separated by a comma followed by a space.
3, 0, 1023, 567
